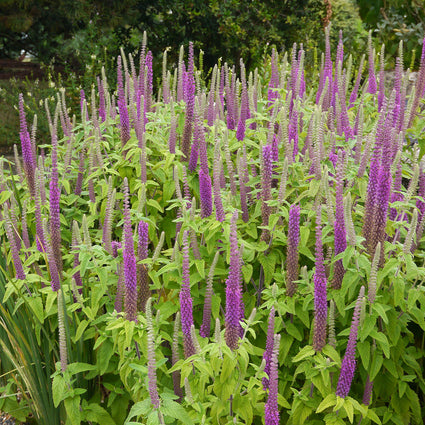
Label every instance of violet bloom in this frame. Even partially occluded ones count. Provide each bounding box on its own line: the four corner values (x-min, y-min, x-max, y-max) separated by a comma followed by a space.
182, 42, 195, 159
332, 151, 347, 289
122, 178, 138, 321
50, 130, 62, 272
180, 231, 196, 357
267, 48, 279, 108
336, 286, 365, 398
236, 59, 250, 141
367, 33, 377, 94
19, 94, 36, 196
4, 207, 25, 280
265, 334, 280, 425
286, 205, 301, 296
313, 207, 327, 352
137, 221, 150, 312
225, 211, 243, 350
262, 307, 275, 389
117, 57, 130, 146
261, 145, 273, 240
199, 168, 213, 218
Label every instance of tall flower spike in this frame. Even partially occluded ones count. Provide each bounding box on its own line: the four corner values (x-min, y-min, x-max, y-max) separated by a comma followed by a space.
225, 211, 243, 350
181, 42, 195, 159
72, 221, 83, 292
262, 306, 275, 389
137, 220, 150, 312
180, 231, 196, 358
236, 59, 250, 141
261, 144, 273, 241
172, 312, 183, 401
122, 178, 138, 322
265, 334, 281, 425
3, 205, 25, 280
102, 182, 116, 255
213, 137, 225, 222
367, 32, 377, 94
313, 206, 328, 352
332, 150, 347, 289
49, 126, 62, 275
286, 205, 301, 296
336, 286, 365, 398
43, 218, 60, 291
19, 94, 36, 196
57, 289, 68, 372
238, 149, 249, 223
145, 299, 161, 409
200, 251, 220, 338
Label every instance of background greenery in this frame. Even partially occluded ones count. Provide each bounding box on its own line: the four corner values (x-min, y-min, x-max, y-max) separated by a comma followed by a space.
0, 0, 424, 150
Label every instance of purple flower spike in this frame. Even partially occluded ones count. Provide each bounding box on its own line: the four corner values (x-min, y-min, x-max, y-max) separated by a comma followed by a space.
199, 168, 213, 218
313, 207, 327, 352
137, 221, 150, 312
336, 286, 365, 398
19, 94, 36, 196
367, 33, 377, 94
4, 207, 25, 280
262, 307, 275, 389
225, 211, 243, 350
122, 178, 138, 322
265, 334, 280, 425
50, 130, 62, 273
182, 42, 195, 159
180, 231, 196, 358
332, 151, 347, 289
261, 144, 273, 241
286, 205, 301, 296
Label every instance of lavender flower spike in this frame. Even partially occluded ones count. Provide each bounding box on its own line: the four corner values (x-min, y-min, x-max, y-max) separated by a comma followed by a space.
19, 94, 36, 196
146, 298, 161, 409
4, 206, 25, 280
336, 286, 365, 398
286, 205, 301, 296
313, 206, 328, 352
180, 231, 196, 357
225, 211, 243, 350
262, 306, 275, 389
265, 334, 281, 425
122, 178, 138, 322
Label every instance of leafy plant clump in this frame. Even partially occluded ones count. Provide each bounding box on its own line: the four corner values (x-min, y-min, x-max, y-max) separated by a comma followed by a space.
1, 27, 425, 425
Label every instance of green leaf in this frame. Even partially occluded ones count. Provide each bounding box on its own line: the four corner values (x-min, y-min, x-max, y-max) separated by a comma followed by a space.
242, 264, 253, 284
292, 345, 315, 362
28, 296, 44, 323
52, 374, 67, 408
220, 354, 236, 383
258, 252, 277, 285
343, 398, 354, 423
125, 399, 151, 423
369, 352, 383, 381
64, 396, 81, 425
316, 393, 337, 413
366, 409, 382, 424
162, 399, 194, 425
357, 341, 370, 370
84, 403, 117, 425
73, 319, 88, 343
147, 199, 164, 213
66, 362, 97, 376
322, 345, 341, 365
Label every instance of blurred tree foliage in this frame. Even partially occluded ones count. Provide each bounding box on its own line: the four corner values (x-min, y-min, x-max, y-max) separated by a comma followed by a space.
0, 0, 369, 79
357, 0, 425, 68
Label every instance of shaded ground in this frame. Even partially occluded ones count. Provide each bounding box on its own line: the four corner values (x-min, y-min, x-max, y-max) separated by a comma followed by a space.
0, 59, 48, 81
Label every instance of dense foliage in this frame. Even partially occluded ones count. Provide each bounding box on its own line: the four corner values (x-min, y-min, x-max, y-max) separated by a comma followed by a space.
1, 27, 425, 425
